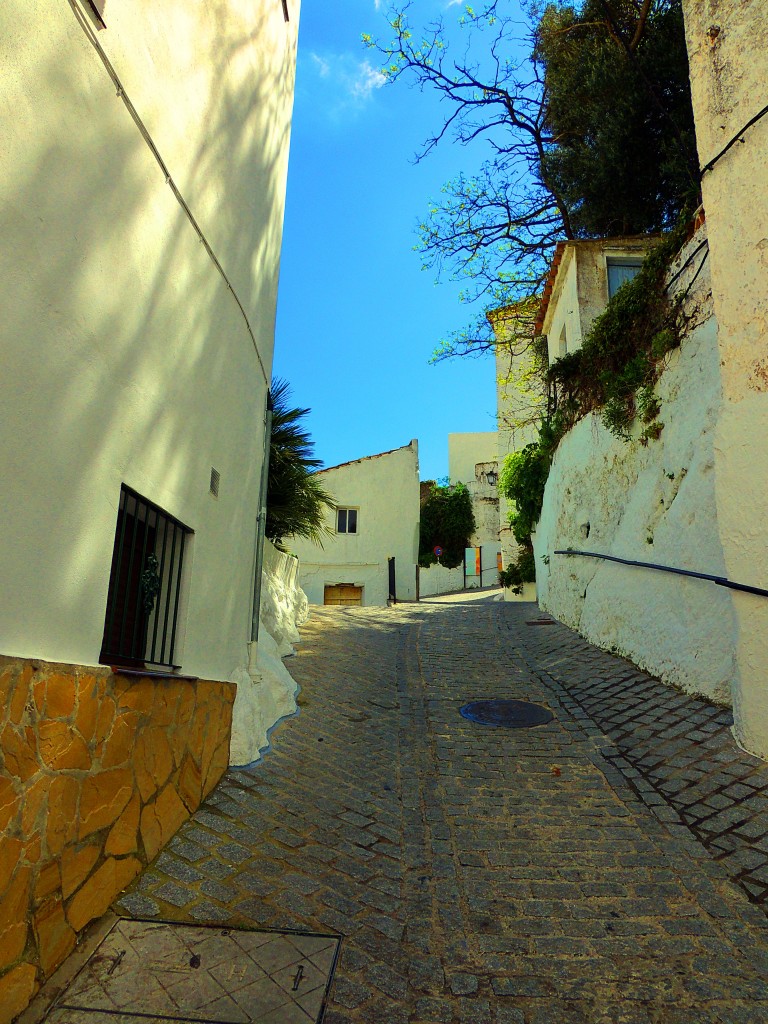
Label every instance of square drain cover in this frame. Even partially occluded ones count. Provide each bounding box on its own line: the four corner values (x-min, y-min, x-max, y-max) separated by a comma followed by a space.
44, 919, 340, 1024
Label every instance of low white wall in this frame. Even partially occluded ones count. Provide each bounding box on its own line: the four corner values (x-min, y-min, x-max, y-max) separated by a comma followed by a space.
229, 540, 308, 766
534, 230, 736, 704
418, 564, 465, 598
301, 561, 391, 606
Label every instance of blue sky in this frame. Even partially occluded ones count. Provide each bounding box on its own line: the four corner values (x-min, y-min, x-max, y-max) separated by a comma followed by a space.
273, 0, 505, 482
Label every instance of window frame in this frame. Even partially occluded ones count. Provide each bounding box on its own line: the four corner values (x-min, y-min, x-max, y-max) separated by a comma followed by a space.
606, 257, 644, 299
336, 507, 359, 535
100, 484, 193, 671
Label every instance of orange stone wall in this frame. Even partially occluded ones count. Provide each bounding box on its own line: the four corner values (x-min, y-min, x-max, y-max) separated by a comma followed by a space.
0, 657, 235, 1023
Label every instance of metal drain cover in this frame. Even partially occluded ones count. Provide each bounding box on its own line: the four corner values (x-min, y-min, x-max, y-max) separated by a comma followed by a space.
460, 699, 554, 728
45, 918, 340, 1024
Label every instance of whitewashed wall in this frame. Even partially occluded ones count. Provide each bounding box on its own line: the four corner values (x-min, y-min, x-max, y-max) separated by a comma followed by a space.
535, 228, 736, 704
290, 442, 420, 607
418, 564, 465, 598
683, 0, 768, 754
229, 540, 308, 766
0, 0, 299, 683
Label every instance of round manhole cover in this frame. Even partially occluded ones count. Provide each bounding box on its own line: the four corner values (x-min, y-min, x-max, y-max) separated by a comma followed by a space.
459, 699, 554, 728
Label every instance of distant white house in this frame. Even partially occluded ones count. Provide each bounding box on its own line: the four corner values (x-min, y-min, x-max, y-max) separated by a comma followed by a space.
290, 441, 420, 607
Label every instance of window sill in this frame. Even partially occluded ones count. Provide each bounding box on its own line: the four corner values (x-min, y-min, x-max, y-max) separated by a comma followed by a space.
110, 666, 199, 682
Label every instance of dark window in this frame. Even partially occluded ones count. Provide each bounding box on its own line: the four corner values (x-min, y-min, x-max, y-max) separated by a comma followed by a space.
607, 258, 643, 298
336, 508, 358, 534
100, 485, 192, 669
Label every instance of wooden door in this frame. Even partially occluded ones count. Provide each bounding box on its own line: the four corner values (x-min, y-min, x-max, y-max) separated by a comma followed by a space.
324, 585, 363, 606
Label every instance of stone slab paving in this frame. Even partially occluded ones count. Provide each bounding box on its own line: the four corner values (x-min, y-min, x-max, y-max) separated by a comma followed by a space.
114, 603, 768, 1023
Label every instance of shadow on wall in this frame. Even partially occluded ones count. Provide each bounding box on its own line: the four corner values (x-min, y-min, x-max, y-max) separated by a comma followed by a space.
0, 0, 294, 664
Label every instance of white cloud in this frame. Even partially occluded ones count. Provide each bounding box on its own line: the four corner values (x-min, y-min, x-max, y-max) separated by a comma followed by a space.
302, 52, 388, 120
310, 53, 331, 78
351, 60, 387, 100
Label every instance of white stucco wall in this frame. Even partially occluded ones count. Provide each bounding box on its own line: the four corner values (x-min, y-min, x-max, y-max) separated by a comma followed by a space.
418, 564, 465, 598
543, 239, 659, 364
492, 311, 544, 573
535, 228, 736, 703
229, 540, 308, 767
683, 0, 768, 753
448, 432, 498, 486
0, 0, 299, 682
448, 433, 500, 548
289, 442, 421, 607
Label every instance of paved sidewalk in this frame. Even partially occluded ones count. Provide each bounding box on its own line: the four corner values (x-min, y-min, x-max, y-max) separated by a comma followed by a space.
116, 602, 768, 1023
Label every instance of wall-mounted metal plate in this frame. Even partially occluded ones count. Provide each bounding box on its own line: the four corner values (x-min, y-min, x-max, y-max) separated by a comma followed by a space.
44, 919, 340, 1024
460, 699, 554, 729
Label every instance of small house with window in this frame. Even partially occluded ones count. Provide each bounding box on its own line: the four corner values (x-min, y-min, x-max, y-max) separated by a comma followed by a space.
535, 236, 659, 363
290, 441, 420, 607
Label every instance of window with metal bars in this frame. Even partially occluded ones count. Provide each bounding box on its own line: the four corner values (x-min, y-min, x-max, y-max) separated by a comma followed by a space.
100, 485, 192, 670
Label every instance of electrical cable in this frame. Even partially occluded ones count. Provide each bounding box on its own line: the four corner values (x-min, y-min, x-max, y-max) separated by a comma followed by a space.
66, 0, 270, 386
700, 100, 768, 178
664, 238, 708, 292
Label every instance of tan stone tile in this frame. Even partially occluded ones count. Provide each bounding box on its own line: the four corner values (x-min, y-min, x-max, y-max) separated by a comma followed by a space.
46, 775, 80, 856
105, 793, 141, 857
0, 862, 31, 971
66, 856, 141, 932
33, 896, 76, 976
94, 694, 116, 746
0, 961, 38, 1024
101, 712, 140, 770
177, 752, 202, 812
33, 857, 61, 906
38, 720, 90, 771
0, 838, 23, 897
78, 768, 134, 839
61, 845, 100, 900
140, 784, 188, 861
21, 773, 48, 837
116, 681, 154, 715
0, 775, 20, 832
2, 723, 40, 780
45, 672, 77, 719
74, 676, 101, 743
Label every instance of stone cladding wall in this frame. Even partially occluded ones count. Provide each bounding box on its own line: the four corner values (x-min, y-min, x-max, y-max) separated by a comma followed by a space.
0, 657, 235, 1022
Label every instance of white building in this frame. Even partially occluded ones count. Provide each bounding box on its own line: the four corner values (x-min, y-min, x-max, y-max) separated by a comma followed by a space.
1, 0, 299, 683
447, 432, 501, 587
490, 304, 546, 576
290, 442, 420, 607
0, 1, 300, 1012
535, 237, 659, 363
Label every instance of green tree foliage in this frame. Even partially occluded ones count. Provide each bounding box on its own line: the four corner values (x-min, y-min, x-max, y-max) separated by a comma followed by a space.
419, 482, 476, 569
538, 0, 698, 238
368, 0, 699, 360
266, 379, 336, 546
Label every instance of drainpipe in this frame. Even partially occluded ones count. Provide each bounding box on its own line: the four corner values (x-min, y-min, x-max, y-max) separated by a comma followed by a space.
248, 389, 273, 678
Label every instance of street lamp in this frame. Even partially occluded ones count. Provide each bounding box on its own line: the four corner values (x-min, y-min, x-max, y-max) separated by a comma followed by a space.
486, 469, 498, 487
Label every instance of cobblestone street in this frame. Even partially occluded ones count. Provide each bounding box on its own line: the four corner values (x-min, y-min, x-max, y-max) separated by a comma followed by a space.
117, 601, 768, 1023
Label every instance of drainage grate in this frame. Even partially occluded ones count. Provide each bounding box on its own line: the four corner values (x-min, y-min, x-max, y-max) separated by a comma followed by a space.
460, 699, 554, 728
45, 918, 340, 1024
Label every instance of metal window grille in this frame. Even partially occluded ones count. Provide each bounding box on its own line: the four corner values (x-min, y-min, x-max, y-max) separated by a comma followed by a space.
100, 485, 192, 669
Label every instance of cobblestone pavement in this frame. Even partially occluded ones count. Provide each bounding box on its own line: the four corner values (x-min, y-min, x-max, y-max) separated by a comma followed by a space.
117, 602, 768, 1023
